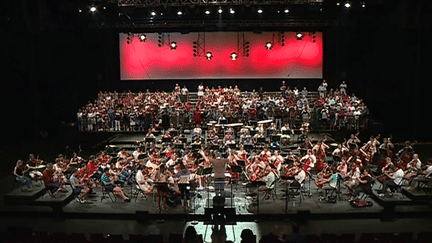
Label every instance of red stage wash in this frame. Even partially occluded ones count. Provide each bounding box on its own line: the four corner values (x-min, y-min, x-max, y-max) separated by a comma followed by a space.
120, 32, 323, 80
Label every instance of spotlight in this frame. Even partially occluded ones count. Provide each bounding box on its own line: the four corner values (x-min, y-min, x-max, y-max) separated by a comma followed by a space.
78, 8, 82, 13
345, 2, 351, 8
206, 52, 213, 60
230, 8, 235, 14
284, 9, 289, 13
361, 2, 366, 7
230, 52, 237, 61
151, 11, 156, 16
140, 34, 146, 42
265, 42, 273, 50
296, 32, 303, 40
170, 42, 177, 50
103, 6, 106, 10
218, 8, 223, 14
336, 2, 340, 5
90, 6, 96, 12
257, 9, 263, 14
177, 10, 182, 15
205, 10, 210, 15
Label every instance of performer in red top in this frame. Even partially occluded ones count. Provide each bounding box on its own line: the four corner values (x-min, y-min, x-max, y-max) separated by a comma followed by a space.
194, 107, 202, 125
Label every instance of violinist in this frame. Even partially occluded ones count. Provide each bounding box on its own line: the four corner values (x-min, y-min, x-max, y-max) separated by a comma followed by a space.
133, 147, 144, 160
69, 152, 84, 166
14, 160, 33, 189
314, 163, 331, 190
175, 163, 192, 211
98, 151, 112, 169
87, 155, 100, 178
101, 168, 130, 202
26, 154, 44, 181
344, 164, 361, 195
379, 164, 404, 196
271, 151, 284, 175
155, 165, 170, 211
69, 169, 90, 204
347, 133, 361, 149
136, 166, 154, 195
41, 163, 60, 197
117, 149, 131, 160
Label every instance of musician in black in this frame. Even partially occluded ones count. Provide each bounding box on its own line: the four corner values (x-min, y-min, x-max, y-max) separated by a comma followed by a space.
176, 163, 192, 211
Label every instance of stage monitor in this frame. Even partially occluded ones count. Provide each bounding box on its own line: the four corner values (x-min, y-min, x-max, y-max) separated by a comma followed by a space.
120, 32, 323, 80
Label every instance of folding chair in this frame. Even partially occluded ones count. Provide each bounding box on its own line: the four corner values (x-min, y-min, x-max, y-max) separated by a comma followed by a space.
101, 182, 116, 202
133, 179, 148, 202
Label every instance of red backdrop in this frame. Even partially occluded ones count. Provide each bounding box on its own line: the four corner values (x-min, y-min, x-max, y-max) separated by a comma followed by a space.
120, 32, 323, 80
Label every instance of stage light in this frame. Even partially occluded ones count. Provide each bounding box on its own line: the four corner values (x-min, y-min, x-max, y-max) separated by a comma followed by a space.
206, 52, 213, 60
336, 2, 340, 6
230, 8, 235, 14
230, 52, 237, 61
151, 11, 156, 16
257, 9, 263, 14
205, 10, 210, 15
90, 6, 96, 12
218, 8, 223, 14
265, 42, 273, 50
284, 9, 289, 13
103, 6, 106, 10
177, 10, 182, 15
361, 2, 366, 7
296, 32, 303, 40
139, 34, 146, 42
345, 2, 351, 8
170, 42, 177, 50
78, 8, 82, 13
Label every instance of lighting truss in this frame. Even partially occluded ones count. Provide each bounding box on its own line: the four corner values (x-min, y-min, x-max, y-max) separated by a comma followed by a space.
193, 32, 206, 57
158, 32, 171, 47
237, 32, 249, 57
118, 0, 323, 7
93, 19, 334, 29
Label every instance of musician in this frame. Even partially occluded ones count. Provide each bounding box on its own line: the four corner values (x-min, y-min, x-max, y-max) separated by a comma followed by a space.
320, 168, 339, 199
408, 158, 432, 191
176, 163, 192, 211
87, 155, 99, 175
14, 160, 33, 189
361, 135, 380, 160
69, 152, 84, 166
117, 149, 130, 159
379, 137, 394, 154
101, 168, 130, 202
336, 158, 348, 179
69, 169, 91, 204
210, 136, 222, 147
136, 166, 154, 194
98, 151, 112, 169
258, 165, 277, 200
379, 164, 404, 196
347, 133, 361, 149
155, 165, 170, 211
404, 154, 422, 182
41, 163, 60, 197
133, 147, 144, 160
349, 169, 373, 202
26, 154, 44, 181
332, 144, 347, 163
395, 141, 415, 164
344, 164, 361, 195
300, 149, 316, 172
280, 124, 293, 145
271, 151, 284, 175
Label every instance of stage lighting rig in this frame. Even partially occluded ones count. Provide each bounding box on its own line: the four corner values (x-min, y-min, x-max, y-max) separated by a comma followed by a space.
206, 52, 213, 60
170, 42, 177, 50
230, 8, 235, 14
90, 6, 96, 12
193, 32, 206, 58
296, 32, 303, 40
127, 32, 132, 44
344, 2, 351, 8
230, 52, 238, 61
139, 34, 146, 42
265, 42, 273, 50
236, 32, 250, 58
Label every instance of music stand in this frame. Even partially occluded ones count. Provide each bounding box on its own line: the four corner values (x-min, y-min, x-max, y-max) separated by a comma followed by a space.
145, 137, 156, 144
271, 135, 281, 142
210, 145, 220, 150
237, 160, 246, 167
257, 137, 266, 144
282, 130, 291, 135
220, 119, 228, 124
228, 143, 237, 149
162, 137, 172, 143
179, 137, 187, 144
244, 144, 253, 152
191, 144, 201, 150
137, 154, 146, 160
169, 130, 178, 137
231, 166, 242, 173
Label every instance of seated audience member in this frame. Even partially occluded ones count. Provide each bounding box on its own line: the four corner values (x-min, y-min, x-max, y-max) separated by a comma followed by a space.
41, 163, 60, 197
240, 229, 256, 243
101, 168, 130, 202
13, 160, 33, 189
183, 226, 203, 243
349, 169, 373, 201
69, 169, 91, 203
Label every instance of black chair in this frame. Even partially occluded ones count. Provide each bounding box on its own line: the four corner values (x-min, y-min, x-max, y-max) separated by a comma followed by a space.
133, 179, 148, 202
101, 181, 116, 202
